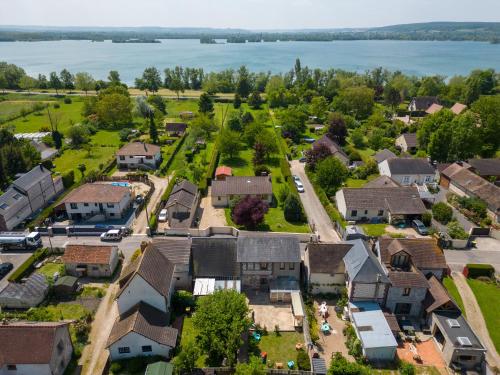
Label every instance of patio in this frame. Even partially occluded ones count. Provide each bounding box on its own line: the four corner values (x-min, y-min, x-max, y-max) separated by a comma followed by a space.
396, 339, 446, 369
247, 290, 296, 332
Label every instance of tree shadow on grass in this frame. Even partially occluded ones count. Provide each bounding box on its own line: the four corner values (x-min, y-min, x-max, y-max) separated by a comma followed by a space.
221, 156, 249, 169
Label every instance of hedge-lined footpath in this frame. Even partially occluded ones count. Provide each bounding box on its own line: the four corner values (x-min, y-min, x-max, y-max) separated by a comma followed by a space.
161, 132, 187, 175
8, 248, 48, 282
199, 147, 220, 196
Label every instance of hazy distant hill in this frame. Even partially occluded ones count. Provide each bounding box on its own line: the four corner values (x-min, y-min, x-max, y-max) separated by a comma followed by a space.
0, 22, 499, 42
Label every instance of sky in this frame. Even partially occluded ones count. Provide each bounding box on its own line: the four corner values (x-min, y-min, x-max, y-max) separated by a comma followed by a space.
1, 0, 499, 29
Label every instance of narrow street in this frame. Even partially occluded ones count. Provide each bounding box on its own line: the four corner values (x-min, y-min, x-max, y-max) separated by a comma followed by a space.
80, 283, 119, 375
290, 160, 340, 242
451, 272, 500, 369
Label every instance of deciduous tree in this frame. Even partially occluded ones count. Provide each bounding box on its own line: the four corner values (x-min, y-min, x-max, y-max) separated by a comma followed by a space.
232, 196, 269, 229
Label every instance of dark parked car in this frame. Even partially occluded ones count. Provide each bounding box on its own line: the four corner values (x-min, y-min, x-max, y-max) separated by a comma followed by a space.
412, 219, 429, 235
0, 262, 14, 277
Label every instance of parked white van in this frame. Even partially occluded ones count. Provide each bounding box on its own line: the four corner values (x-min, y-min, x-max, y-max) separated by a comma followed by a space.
100, 229, 122, 242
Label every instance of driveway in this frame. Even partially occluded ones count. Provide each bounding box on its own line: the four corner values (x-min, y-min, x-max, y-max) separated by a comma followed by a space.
451, 272, 500, 368
435, 187, 474, 232
445, 237, 500, 272
134, 174, 170, 234
198, 189, 227, 229
290, 160, 339, 242
0, 252, 32, 291
79, 283, 119, 375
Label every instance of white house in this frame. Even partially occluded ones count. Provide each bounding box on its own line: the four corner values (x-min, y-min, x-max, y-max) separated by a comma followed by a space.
116, 142, 162, 170
116, 244, 175, 315
305, 243, 352, 294
62, 244, 120, 278
395, 133, 418, 153
62, 183, 132, 221
0, 165, 64, 231
0, 322, 73, 375
106, 302, 178, 361
378, 158, 435, 186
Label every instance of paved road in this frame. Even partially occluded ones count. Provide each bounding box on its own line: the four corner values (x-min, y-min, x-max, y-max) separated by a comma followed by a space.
290, 160, 340, 243
451, 272, 500, 368
445, 237, 500, 272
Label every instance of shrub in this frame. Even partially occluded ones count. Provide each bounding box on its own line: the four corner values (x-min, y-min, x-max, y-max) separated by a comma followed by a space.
254, 165, 271, 176
62, 170, 75, 188
466, 264, 495, 279
148, 214, 158, 231
447, 220, 469, 240
284, 194, 305, 223
422, 212, 432, 227
399, 361, 416, 375
432, 202, 453, 224
64, 97, 72, 104
109, 362, 122, 374
130, 249, 142, 262
296, 349, 311, 371
128, 357, 146, 373
53, 103, 60, 109
172, 290, 195, 313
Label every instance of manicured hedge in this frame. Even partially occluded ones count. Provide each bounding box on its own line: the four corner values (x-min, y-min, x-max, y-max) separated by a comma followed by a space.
8, 248, 48, 282
161, 173, 177, 202
199, 148, 220, 196
159, 132, 187, 175
465, 264, 495, 279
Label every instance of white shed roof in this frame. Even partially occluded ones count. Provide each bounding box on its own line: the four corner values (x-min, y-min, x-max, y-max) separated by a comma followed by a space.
193, 278, 241, 296
349, 302, 397, 349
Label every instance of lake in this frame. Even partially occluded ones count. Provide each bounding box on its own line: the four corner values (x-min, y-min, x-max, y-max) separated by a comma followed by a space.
1, 39, 500, 84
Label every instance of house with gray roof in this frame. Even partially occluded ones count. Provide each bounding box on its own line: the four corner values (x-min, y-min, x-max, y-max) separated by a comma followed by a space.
335, 186, 426, 224
0, 165, 64, 231
408, 96, 439, 113
378, 158, 435, 186
395, 133, 418, 153
107, 302, 178, 361
165, 180, 198, 228
431, 311, 486, 371
466, 158, 500, 182
312, 135, 350, 166
343, 240, 390, 304
0, 273, 49, 309
211, 176, 273, 207
153, 237, 192, 290
191, 237, 239, 279
373, 149, 397, 164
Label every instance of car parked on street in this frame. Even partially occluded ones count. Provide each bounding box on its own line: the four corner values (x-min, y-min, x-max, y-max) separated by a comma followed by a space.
100, 229, 122, 242
412, 219, 429, 235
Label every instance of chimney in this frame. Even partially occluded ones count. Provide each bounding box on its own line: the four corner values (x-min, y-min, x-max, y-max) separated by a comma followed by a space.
39, 163, 44, 171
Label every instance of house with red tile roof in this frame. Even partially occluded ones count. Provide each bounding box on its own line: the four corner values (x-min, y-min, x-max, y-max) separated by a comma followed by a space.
215, 166, 232, 181
63, 244, 120, 278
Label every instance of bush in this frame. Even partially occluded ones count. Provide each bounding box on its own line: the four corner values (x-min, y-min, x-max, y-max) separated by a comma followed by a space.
296, 349, 311, 371
109, 362, 122, 374
447, 220, 469, 240
254, 165, 271, 176
422, 212, 432, 227
284, 194, 305, 223
148, 214, 158, 231
432, 202, 453, 224
128, 357, 146, 373
466, 264, 495, 279
53, 103, 60, 109
130, 248, 142, 262
172, 290, 195, 313
64, 97, 72, 104
399, 361, 416, 375
62, 170, 75, 188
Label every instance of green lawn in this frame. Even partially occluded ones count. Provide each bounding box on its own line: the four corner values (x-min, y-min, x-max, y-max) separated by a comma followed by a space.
9, 100, 85, 134
258, 332, 304, 368
0, 100, 50, 120
29, 303, 90, 321
345, 178, 368, 188
360, 223, 388, 236
37, 263, 64, 279
443, 276, 466, 316
467, 279, 500, 352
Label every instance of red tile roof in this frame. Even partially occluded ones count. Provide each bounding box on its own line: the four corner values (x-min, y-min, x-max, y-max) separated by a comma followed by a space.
425, 103, 444, 114
215, 166, 232, 177
62, 244, 117, 265
450, 103, 467, 115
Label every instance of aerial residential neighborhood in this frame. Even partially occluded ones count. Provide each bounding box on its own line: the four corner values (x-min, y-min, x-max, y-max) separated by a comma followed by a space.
1, 3, 500, 375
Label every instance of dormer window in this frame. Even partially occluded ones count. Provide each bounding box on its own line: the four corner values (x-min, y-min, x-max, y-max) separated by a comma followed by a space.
392, 253, 409, 267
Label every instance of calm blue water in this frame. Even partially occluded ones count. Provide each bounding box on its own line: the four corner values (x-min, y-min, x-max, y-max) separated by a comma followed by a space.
1, 39, 500, 84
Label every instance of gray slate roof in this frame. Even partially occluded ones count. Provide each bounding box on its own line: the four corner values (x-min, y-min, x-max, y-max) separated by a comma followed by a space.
166, 180, 197, 209
211, 176, 272, 197
237, 236, 300, 263
343, 240, 389, 284
307, 243, 353, 274
152, 238, 192, 265
400, 133, 417, 148
12, 165, 51, 192
191, 237, 239, 278
410, 96, 439, 111
433, 310, 485, 350
363, 175, 401, 188
340, 187, 426, 215
385, 158, 435, 175
0, 273, 49, 302
313, 135, 349, 162
374, 149, 396, 164
467, 158, 500, 177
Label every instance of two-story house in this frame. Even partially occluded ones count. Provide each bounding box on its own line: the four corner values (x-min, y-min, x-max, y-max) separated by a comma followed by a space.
0, 165, 64, 230
343, 240, 390, 305
375, 237, 448, 317
116, 142, 162, 170
62, 183, 132, 221
108, 244, 178, 361
378, 158, 435, 186
0, 322, 73, 375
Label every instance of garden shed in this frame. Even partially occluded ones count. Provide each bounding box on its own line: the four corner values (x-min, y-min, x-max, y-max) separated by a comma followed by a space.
53, 276, 79, 297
